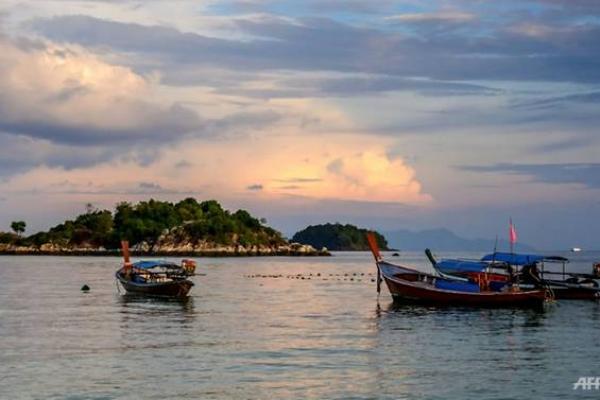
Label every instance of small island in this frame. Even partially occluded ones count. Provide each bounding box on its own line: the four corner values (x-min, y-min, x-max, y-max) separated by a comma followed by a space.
292, 223, 390, 251
0, 198, 329, 256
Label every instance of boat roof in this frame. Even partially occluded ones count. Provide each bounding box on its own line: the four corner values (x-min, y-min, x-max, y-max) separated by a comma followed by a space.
133, 260, 179, 269
481, 252, 568, 265
436, 259, 489, 273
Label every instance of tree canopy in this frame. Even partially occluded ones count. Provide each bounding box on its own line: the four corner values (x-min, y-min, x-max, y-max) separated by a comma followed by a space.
292, 223, 389, 251
3, 198, 285, 248
10, 221, 26, 236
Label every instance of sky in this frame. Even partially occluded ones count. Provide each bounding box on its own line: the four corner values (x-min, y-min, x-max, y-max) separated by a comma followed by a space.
0, 0, 599, 250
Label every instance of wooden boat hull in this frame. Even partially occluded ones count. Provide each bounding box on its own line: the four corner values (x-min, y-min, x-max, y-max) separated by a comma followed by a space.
438, 269, 600, 300
544, 282, 600, 300
116, 271, 194, 298
379, 262, 547, 308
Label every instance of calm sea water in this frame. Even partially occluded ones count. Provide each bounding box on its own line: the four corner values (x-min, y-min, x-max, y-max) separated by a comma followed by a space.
2, 251, 600, 400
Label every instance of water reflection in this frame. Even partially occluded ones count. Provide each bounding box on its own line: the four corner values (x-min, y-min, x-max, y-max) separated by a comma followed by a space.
118, 294, 196, 326
4, 253, 600, 400
118, 293, 195, 310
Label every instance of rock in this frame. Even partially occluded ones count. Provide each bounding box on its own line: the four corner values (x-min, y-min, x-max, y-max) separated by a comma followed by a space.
132, 241, 151, 252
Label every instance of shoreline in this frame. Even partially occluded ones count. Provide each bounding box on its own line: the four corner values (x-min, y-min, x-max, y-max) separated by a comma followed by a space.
0, 246, 331, 257
0, 238, 330, 257
0, 251, 331, 257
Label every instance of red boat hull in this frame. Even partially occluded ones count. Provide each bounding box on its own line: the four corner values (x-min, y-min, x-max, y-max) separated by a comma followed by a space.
379, 262, 547, 308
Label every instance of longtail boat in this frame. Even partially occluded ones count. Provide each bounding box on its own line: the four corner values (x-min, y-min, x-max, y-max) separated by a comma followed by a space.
366, 233, 548, 308
115, 241, 195, 298
426, 249, 600, 300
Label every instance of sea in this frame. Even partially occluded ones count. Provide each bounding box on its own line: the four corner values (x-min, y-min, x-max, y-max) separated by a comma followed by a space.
1, 251, 600, 399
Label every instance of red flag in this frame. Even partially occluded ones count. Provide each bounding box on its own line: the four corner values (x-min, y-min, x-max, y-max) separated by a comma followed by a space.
509, 219, 518, 244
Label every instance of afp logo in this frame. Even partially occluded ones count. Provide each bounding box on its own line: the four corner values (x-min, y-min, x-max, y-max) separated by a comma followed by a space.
573, 377, 600, 390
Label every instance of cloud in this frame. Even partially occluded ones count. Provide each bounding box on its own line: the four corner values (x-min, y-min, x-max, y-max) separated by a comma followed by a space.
274, 178, 322, 183
460, 163, 600, 189
385, 11, 476, 24
308, 0, 391, 13
230, 75, 501, 98
516, 91, 600, 110
30, 13, 600, 84
0, 33, 292, 177
0, 34, 203, 146
0, 132, 117, 177
174, 160, 193, 169
138, 182, 162, 190
3, 133, 432, 205
533, 137, 594, 153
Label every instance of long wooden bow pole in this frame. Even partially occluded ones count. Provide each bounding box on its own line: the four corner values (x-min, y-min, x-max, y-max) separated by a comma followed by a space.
366, 232, 382, 294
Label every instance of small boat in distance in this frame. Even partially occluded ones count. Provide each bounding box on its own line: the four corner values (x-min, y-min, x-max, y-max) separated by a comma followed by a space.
365, 233, 548, 308
115, 241, 195, 298
572, 247, 582, 252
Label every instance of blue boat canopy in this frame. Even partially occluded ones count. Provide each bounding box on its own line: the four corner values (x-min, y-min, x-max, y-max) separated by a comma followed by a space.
481, 252, 568, 265
133, 260, 179, 269
436, 259, 489, 273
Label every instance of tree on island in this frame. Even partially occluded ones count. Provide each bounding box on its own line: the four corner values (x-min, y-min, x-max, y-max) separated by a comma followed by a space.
10, 221, 26, 237
292, 223, 389, 251
18, 197, 287, 249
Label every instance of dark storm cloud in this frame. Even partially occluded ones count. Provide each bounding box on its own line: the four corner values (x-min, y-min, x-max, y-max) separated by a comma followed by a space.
0, 132, 117, 177
31, 14, 600, 84
0, 103, 202, 146
460, 163, 600, 188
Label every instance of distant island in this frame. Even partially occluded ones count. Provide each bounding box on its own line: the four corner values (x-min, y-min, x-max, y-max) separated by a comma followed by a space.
383, 228, 536, 252
0, 198, 329, 256
292, 223, 389, 251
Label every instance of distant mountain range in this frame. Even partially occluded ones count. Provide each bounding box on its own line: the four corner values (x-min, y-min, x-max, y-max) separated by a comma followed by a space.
383, 228, 536, 252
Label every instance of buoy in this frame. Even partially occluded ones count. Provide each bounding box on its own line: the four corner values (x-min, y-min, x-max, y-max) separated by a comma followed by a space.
81, 284, 90, 292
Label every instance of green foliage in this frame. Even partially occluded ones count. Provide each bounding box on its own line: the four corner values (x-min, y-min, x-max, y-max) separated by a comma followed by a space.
10, 221, 26, 236
22, 209, 114, 247
0, 231, 19, 244
292, 223, 389, 251
112, 199, 181, 245
17, 197, 286, 249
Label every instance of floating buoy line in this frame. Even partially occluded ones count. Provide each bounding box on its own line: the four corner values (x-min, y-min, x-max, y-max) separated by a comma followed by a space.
244, 272, 376, 282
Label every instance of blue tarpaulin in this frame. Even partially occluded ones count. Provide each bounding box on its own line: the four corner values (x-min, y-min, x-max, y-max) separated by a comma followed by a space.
435, 279, 480, 293
133, 260, 177, 269
480, 252, 566, 265
436, 259, 489, 273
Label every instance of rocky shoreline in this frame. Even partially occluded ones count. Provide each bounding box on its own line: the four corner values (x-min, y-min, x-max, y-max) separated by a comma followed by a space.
0, 242, 331, 257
